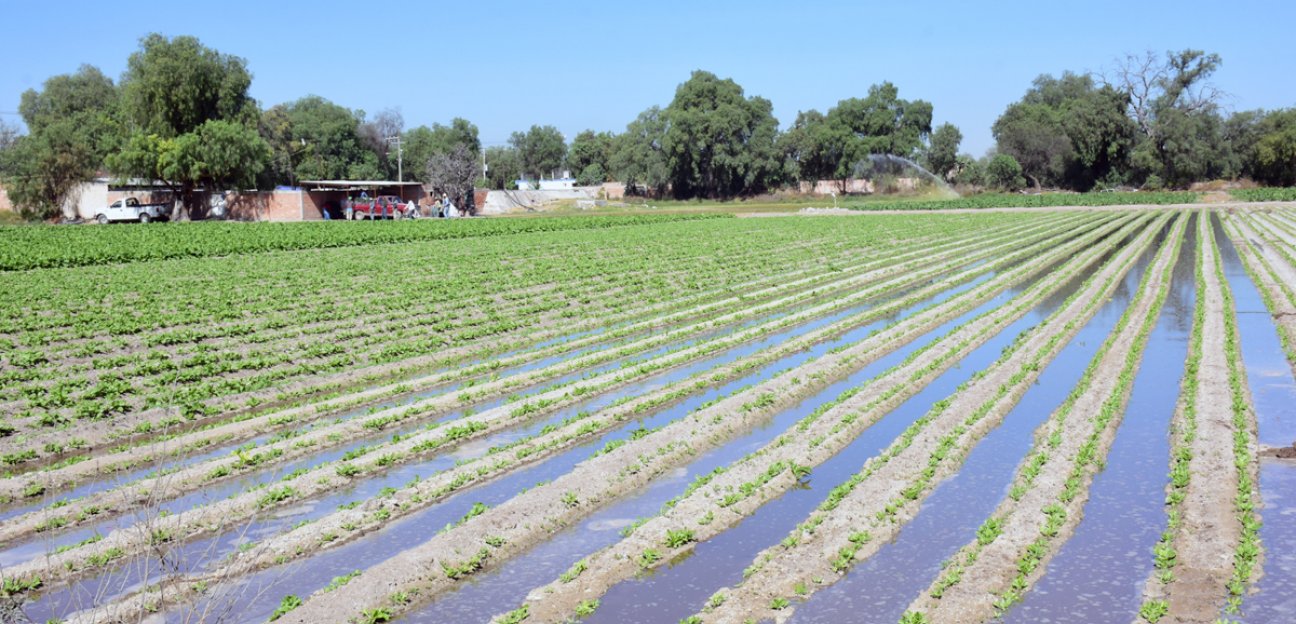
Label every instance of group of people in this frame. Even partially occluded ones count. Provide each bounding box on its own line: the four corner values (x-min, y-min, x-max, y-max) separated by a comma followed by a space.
420, 193, 461, 219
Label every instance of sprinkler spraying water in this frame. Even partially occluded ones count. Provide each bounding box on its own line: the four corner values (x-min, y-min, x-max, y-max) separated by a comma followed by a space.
855, 154, 961, 199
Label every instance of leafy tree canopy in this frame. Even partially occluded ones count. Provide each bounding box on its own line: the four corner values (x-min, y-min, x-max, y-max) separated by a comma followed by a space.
4, 65, 122, 218
510, 125, 566, 180
110, 34, 267, 216
609, 106, 670, 197
662, 70, 782, 199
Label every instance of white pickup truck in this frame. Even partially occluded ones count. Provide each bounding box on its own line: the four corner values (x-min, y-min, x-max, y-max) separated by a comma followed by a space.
95, 197, 171, 224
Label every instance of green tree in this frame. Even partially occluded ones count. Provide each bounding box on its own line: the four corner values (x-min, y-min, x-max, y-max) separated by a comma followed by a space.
608, 106, 670, 197
778, 109, 840, 186
1111, 49, 1227, 187
3, 65, 122, 219
994, 72, 1136, 190
985, 153, 1026, 191
120, 34, 256, 137
509, 125, 566, 181
925, 123, 962, 180
483, 146, 521, 190
115, 120, 269, 195
404, 118, 480, 183
828, 83, 932, 167
993, 101, 1070, 189
1252, 109, 1296, 186
265, 96, 386, 183
662, 70, 782, 199
568, 130, 615, 186
110, 34, 267, 218
1220, 110, 1266, 180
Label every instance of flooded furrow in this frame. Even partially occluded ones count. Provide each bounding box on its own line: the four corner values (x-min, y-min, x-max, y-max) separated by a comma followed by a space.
583, 218, 1157, 624
1214, 213, 1296, 623
1000, 214, 1196, 623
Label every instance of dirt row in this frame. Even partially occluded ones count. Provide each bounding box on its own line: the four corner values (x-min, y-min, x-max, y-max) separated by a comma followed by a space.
893, 213, 1183, 623
507, 212, 1165, 623
259, 213, 1140, 624
1140, 213, 1261, 622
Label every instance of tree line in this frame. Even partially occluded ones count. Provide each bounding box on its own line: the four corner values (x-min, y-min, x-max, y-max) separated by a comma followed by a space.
1, 36, 1294, 219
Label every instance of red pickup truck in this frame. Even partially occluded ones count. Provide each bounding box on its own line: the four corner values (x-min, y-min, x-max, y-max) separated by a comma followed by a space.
347, 196, 413, 220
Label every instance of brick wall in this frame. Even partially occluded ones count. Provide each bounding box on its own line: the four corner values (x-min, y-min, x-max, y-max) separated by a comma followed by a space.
225, 190, 322, 221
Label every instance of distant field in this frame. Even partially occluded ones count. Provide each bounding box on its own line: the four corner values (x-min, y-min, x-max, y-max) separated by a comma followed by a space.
542, 190, 1203, 216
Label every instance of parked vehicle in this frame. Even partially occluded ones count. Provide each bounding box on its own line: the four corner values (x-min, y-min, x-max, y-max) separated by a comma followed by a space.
350, 195, 412, 220
95, 197, 171, 224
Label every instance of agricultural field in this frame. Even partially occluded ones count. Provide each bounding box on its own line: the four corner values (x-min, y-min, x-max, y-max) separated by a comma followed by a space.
0, 209, 1294, 624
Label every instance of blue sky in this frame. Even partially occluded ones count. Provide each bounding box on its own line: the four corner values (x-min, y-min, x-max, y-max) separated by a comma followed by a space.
2, 0, 1293, 155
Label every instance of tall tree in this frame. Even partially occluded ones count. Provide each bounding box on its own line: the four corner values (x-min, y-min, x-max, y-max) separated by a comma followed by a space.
483, 145, 521, 190
567, 130, 615, 186
608, 106, 670, 197
662, 70, 782, 199
263, 96, 381, 184
426, 143, 479, 211
1109, 49, 1227, 187
404, 118, 480, 183
828, 82, 933, 166
925, 123, 962, 180
778, 109, 841, 187
1251, 109, 1296, 187
3, 65, 122, 219
110, 34, 268, 218
993, 72, 1136, 190
509, 125, 566, 180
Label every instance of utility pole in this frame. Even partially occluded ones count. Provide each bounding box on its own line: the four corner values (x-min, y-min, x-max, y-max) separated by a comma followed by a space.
385, 136, 404, 181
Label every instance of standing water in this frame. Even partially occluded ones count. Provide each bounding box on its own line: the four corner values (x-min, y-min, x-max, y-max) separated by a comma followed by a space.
1002, 213, 1196, 622
1214, 214, 1296, 622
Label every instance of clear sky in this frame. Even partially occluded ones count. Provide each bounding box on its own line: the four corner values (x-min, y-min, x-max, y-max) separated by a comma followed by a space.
2, 0, 1293, 156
